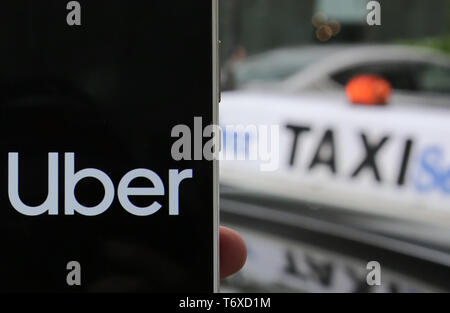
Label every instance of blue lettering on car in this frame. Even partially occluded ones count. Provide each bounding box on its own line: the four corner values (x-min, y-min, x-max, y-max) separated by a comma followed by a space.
222, 126, 252, 160
415, 146, 450, 194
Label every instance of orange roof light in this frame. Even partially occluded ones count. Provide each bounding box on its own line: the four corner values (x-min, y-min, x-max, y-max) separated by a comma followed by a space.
346, 74, 392, 106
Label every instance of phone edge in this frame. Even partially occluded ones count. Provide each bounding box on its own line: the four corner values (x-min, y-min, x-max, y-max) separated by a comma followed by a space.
212, 0, 220, 294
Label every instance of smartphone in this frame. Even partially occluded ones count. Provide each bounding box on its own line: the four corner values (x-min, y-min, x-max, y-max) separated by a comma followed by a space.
0, 0, 219, 292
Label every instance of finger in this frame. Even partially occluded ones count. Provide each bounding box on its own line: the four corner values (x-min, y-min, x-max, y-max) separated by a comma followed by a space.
220, 226, 247, 279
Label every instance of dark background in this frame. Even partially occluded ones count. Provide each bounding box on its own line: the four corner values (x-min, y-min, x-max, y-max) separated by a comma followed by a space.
0, 0, 214, 292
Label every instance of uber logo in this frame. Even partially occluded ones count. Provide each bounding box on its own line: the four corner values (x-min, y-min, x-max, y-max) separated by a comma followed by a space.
66, 1, 82, 26
7, 153, 193, 216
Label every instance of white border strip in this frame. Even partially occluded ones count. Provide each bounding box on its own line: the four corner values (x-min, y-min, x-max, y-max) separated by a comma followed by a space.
212, 0, 220, 293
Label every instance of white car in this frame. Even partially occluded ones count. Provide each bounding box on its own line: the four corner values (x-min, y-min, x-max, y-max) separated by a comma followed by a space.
226, 44, 450, 106
220, 44, 450, 228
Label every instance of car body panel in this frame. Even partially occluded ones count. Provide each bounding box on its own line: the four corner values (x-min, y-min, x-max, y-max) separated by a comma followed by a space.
220, 90, 450, 227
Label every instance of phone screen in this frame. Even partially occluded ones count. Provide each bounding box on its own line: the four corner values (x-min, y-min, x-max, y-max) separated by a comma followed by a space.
0, 1, 217, 292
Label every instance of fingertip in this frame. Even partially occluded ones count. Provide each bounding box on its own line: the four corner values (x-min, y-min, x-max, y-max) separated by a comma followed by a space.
220, 226, 247, 279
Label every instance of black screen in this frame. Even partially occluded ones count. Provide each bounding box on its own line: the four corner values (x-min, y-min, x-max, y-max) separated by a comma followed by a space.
0, 0, 215, 292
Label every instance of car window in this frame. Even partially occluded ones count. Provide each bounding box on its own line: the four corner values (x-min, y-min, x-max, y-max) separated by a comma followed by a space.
331, 62, 419, 91
235, 58, 309, 84
417, 65, 450, 95
234, 49, 333, 86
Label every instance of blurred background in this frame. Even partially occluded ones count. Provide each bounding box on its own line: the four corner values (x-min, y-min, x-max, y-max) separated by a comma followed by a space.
218, 0, 450, 292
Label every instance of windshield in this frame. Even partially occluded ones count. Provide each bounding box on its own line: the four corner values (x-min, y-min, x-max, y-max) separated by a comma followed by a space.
233, 48, 333, 85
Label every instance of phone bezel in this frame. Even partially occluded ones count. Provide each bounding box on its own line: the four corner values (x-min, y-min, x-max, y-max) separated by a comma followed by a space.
212, 0, 220, 293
